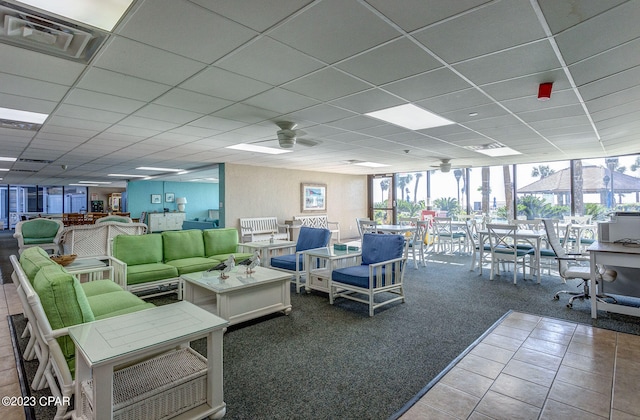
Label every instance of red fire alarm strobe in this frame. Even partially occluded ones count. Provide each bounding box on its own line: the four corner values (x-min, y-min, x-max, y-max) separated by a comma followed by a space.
538, 82, 553, 101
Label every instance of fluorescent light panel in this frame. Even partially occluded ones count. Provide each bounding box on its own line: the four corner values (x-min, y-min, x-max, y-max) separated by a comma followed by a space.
226, 144, 291, 155
476, 147, 521, 157
0, 168, 10, 172
366, 104, 455, 130
136, 167, 185, 172
69, 183, 98, 186
108, 174, 149, 178
17, 0, 134, 31
78, 181, 111, 184
354, 162, 390, 168
0, 107, 48, 124
0, 157, 17, 162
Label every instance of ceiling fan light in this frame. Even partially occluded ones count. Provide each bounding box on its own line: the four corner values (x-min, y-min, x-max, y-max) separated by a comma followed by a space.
278, 138, 296, 148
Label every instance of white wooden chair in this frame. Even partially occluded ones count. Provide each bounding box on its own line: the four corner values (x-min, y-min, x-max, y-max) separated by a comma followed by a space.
486, 224, 534, 284
330, 233, 410, 316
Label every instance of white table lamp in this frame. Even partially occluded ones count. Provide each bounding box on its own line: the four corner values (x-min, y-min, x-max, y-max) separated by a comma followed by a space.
176, 197, 187, 212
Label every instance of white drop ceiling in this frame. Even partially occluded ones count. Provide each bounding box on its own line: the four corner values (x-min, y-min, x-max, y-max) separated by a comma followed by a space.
0, 0, 639, 186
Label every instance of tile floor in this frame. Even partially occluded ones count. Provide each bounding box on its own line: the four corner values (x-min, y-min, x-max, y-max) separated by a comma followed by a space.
1, 283, 27, 420
400, 311, 640, 420
2, 282, 640, 420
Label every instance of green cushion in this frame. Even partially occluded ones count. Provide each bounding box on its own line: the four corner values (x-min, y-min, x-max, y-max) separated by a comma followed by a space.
126, 263, 179, 285
19, 246, 58, 284
96, 216, 130, 223
203, 228, 240, 256
21, 219, 61, 238
113, 234, 164, 265
166, 257, 219, 275
93, 302, 155, 320
80, 280, 124, 297
87, 290, 151, 318
24, 237, 57, 244
162, 230, 205, 261
32, 265, 94, 363
209, 253, 252, 264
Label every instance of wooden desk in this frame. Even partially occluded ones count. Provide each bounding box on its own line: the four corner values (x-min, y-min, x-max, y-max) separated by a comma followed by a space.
588, 241, 640, 319
68, 301, 228, 419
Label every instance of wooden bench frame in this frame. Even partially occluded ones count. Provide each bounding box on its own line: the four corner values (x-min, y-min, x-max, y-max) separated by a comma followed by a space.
293, 214, 340, 243
239, 217, 290, 243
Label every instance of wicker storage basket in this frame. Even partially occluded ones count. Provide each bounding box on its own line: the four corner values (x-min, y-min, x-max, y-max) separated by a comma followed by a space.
50, 254, 77, 266
80, 348, 207, 420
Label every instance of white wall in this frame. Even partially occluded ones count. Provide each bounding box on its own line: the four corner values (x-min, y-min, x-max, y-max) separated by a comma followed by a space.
224, 164, 367, 240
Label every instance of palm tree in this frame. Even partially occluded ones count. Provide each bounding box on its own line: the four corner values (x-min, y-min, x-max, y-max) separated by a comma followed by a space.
631, 157, 640, 171
413, 172, 423, 203
503, 165, 513, 220
531, 165, 555, 179
379, 179, 389, 203
481, 167, 490, 214
396, 174, 413, 201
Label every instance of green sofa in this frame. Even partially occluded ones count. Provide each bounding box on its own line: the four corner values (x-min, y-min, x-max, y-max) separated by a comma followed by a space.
12, 246, 155, 419
111, 228, 252, 297
15, 247, 154, 375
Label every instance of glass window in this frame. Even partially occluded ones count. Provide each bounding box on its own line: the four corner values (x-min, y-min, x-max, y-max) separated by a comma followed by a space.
64, 187, 88, 213
466, 165, 512, 222
396, 171, 427, 219
579, 154, 640, 219
516, 161, 570, 220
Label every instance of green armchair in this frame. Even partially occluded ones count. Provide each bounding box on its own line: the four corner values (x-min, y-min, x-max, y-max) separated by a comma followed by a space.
14, 218, 64, 255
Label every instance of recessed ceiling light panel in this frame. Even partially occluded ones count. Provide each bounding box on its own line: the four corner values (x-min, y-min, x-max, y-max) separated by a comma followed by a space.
226, 144, 292, 155
366, 104, 455, 130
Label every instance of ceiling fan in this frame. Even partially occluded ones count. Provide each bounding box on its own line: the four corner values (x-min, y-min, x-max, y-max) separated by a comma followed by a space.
275, 121, 320, 149
431, 158, 453, 173
250, 121, 320, 150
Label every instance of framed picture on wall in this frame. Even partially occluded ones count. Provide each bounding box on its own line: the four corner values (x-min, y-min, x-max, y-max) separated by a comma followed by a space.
301, 183, 326, 212
151, 194, 161, 204
165, 192, 175, 203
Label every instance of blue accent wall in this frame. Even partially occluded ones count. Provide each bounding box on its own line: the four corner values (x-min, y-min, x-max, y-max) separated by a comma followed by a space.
127, 180, 219, 222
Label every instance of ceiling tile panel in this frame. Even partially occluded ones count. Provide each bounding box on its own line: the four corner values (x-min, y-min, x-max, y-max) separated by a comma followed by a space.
554, 1, 640, 65
93, 37, 206, 85
76, 68, 171, 102
217, 37, 323, 85
383, 68, 471, 102
117, 0, 257, 64
415, 1, 545, 63
453, 41, 562, 86
242, 88, 320, 115
364, 0, 491, 32
330, 89, 406, 114
0, 44, 86, 86
180, 66, 272, 102
269, 0, 401, 64
336, 38, 442, 85
282, 68, 371, 102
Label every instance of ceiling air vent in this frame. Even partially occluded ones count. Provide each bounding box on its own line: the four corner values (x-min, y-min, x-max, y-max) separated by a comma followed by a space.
0, 2, 107, 63
19, 158, 53, 164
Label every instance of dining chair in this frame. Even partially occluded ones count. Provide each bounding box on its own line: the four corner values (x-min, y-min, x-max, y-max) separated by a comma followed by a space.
542, 219, 617, 308
465, 219, 491, 272
433, 217, 466, 254
486, 224, 534, 284
359, 220, 379, 236
355, 217, 370, 238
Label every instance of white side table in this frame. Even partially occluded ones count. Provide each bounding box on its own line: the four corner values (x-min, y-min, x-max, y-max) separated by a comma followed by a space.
68, 301, 228, 420
304, 247, 362, 294
240, 240, 296, 267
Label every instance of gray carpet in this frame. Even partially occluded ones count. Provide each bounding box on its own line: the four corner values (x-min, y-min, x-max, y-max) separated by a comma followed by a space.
5, 232, 640, 419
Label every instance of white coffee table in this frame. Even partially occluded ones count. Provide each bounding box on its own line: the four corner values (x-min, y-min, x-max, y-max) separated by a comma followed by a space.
239, 240, 296, 267
181, 266, 292, 326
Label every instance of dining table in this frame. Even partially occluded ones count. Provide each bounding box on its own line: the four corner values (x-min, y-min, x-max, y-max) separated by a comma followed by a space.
374, 224, 417, 234
477, 228, 547, 283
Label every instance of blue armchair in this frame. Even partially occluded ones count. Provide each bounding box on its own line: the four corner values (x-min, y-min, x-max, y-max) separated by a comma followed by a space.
330, 233, 410, 316
270, 226, 331, 293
